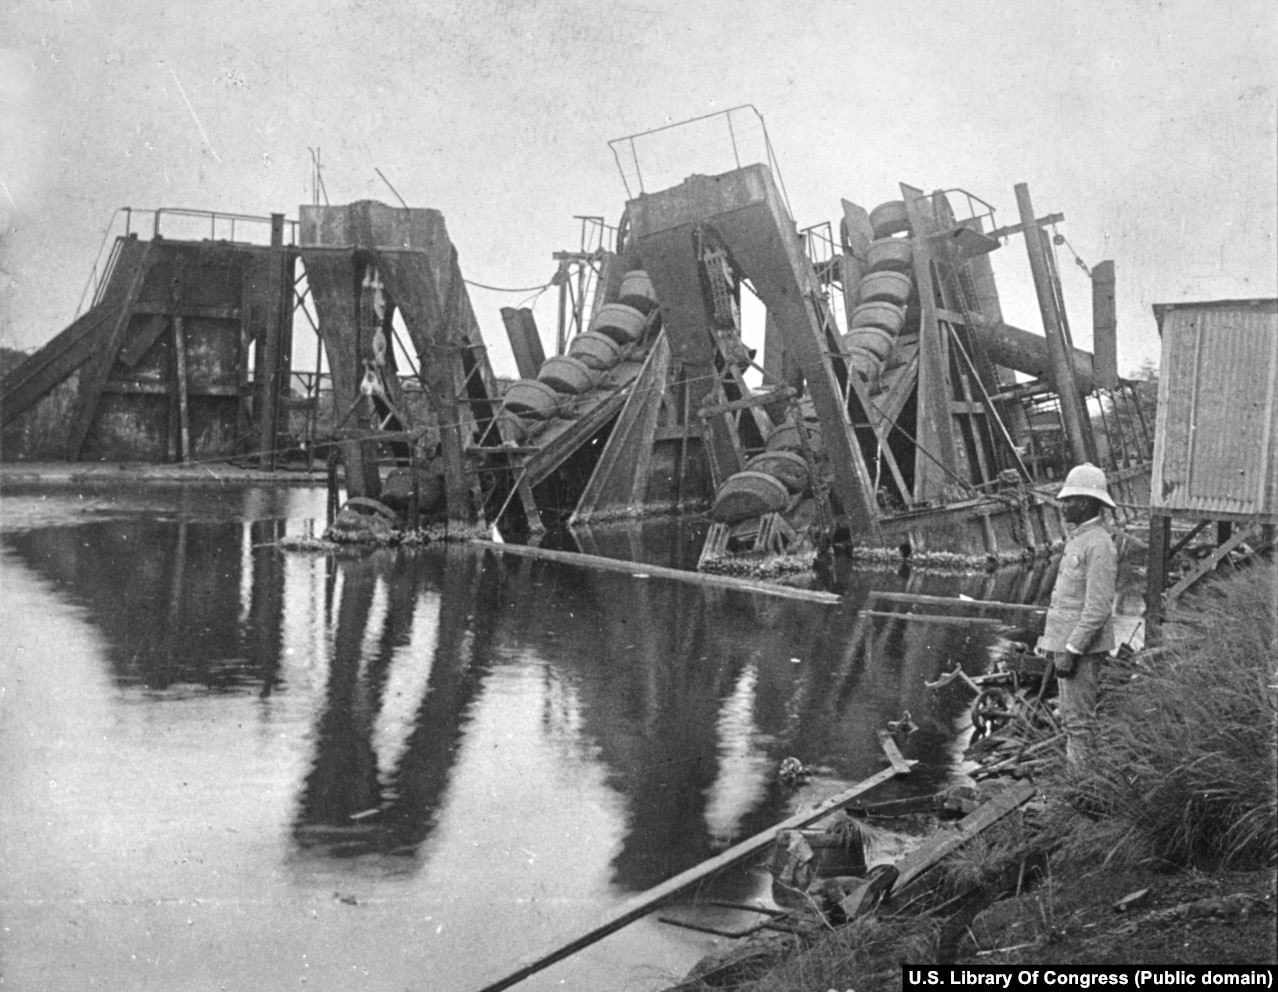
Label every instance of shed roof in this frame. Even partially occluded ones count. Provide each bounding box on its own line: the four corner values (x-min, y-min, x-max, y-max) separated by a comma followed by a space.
1152, 298, 1277, 335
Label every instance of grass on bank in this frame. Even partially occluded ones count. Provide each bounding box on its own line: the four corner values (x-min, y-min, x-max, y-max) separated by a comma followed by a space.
1049, 559, 1277, 872
672, 561, 1276, 992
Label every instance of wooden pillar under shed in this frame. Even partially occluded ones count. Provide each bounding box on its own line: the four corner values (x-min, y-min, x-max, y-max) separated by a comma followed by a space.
1145, 511, 1171, 628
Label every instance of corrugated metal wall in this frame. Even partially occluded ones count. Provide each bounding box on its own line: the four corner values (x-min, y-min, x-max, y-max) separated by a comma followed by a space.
1151, 299, 1278, 518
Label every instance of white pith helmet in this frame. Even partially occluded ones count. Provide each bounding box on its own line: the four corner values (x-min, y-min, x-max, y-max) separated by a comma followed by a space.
1057, 463, 1116, 508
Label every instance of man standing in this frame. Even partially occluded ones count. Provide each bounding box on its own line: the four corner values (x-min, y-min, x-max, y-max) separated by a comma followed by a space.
1039, 463, 1118, 761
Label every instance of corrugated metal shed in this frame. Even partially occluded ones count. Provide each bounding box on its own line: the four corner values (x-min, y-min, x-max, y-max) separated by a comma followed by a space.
1150, 298, 1278, 519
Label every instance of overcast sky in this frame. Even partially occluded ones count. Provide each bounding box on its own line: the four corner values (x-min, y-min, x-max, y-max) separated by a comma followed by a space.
2, 0, 1275, 378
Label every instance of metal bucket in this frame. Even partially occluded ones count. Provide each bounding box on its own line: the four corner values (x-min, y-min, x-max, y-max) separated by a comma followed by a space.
845, 326, 896, 361
618, 270, 658, 314
766, 420, 825, 461
846, 345, 881, 382
498, 408, 539, 442
567, 331, 623, 371
869, 200, 911, 239
711, 470, 790, 524
865, 237, 913, 273
380, 468, 446, 515
537, 355, 596, 395
744, 449, 811, 494
502, 378, 561, 420
856, 269, 912, 306
589, 302, 647, 345
851, 301, 906, 335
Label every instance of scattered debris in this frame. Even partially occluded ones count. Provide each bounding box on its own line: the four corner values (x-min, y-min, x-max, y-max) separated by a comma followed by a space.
1113, 888, 1150, 913
777, 756, 814, 788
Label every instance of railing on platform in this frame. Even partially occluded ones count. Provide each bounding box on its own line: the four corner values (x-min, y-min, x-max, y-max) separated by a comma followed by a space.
74, 207, 300, 320
151, 207, 298, 245
608, 105, 793, 218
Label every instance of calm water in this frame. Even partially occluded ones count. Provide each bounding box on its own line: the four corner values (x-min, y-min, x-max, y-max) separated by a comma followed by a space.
0, 484, 1056, 991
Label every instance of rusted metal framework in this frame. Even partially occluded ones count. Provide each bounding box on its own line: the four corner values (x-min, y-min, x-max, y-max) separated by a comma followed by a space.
1145, 298, 1278, 620
2, 109, 1155, 566
568, 108, 1154, 565
1, 210, 297, 466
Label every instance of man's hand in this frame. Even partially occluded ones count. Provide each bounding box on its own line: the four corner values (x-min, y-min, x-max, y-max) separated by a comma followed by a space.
1055, 651, 1081, 678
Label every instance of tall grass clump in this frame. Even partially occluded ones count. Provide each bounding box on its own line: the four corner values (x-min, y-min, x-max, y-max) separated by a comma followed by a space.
690, 916, 939, 992
1053, 561, 1277, 870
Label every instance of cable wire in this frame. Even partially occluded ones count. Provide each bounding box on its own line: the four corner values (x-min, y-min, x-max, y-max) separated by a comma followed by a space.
463, 279, 555, 294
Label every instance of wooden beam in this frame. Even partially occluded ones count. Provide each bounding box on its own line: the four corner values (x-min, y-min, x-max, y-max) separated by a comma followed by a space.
901, 185, 960, 502
862, 610, 1007, 627
698, 386, 795, 419
1165, 527, 1258, 605
1145, 513, 1172, 625
0, 304, 122, 427
1167, 519, 1211, 560
985, 213, 1064, 241
132, 302, 241, 320
101, 381, 244, 398
1091, 260, 1118, 389
471, 744, 910, 992
471, 539, 843, 605
845, 366, 912, 510
870, 591, 1047, 616
1, 237, 151, 429
500, 307, 546, 380
889, 781, 1036, 898
570, 334, 674, 524
936, 308, 985, 327
67, 243, 157, 459
1015, 184, 1089, 465
173, 314, 191, 463
876, 729, 917, 774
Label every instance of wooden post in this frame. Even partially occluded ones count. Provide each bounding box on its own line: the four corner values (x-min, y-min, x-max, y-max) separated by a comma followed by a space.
901, 185, 960, 503
1091, 260, 1118, 389
67, 243, 156, 460
1014, 184, 1090, 467
472, 538, 843, 605
556, 262, 568, 357
888, 781, 1036, 903
326, 448, 340, 528
173, 313, 191, 463
1145, 511, 1171, 628
500, 307, 546, 380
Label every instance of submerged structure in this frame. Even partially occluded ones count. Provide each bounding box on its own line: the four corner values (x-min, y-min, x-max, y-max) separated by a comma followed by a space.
0, 210, 297, 468
0, 107, 1151, 568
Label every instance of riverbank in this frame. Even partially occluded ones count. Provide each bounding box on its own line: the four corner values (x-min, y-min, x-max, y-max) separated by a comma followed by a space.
665, 560, 1277, 991
0, 459, 328, 487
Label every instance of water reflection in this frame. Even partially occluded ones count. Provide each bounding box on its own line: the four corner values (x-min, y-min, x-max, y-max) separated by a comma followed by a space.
293, 548, 506, 861
2, 509, 1056, 900
5, 516, 287, 693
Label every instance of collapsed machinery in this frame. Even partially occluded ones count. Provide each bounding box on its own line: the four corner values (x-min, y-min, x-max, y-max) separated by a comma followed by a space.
0, 108, 1151, 568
